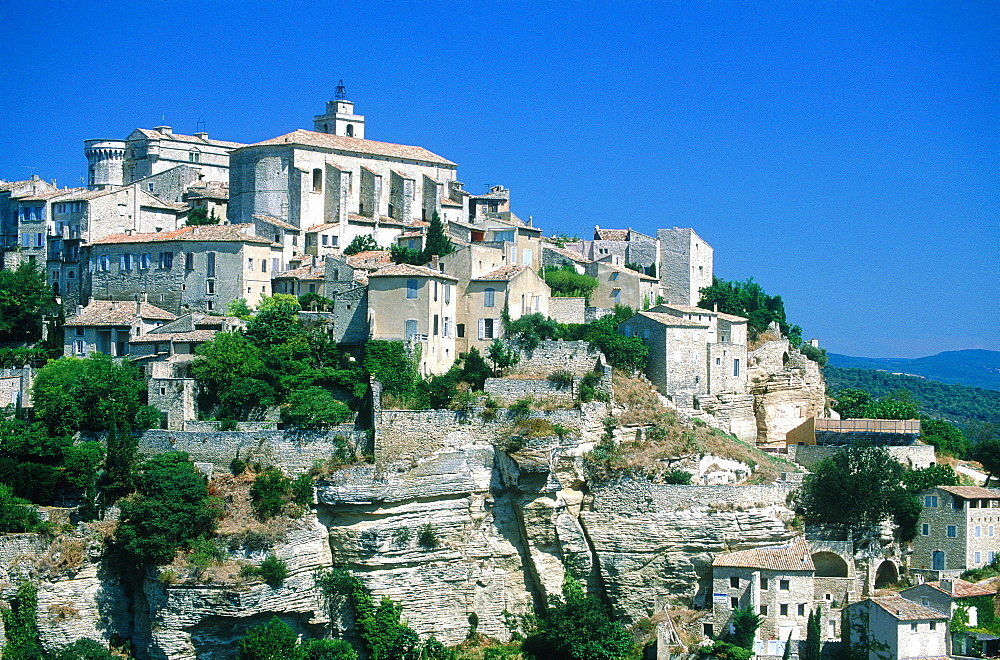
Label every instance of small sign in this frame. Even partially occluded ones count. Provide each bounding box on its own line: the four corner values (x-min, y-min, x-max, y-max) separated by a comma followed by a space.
713, 593, 728, 604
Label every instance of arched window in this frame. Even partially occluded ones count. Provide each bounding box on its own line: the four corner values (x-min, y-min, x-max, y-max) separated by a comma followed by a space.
323, 123, 329, 133
312, 169, 322, 193
346, 124, 354, 137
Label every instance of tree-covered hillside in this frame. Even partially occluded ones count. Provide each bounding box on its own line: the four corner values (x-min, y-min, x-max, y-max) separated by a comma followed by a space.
824, 366, 1000, 426
827, 349, 1000, 391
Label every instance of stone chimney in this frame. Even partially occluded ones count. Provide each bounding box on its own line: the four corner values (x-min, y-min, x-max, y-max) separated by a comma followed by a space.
155, 125, 173, 135
194, 131, 209, 141
940, 579, 954, 595
431, 255, 439, 271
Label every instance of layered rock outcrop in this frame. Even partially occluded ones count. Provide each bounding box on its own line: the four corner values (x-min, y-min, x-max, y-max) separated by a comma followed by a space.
748, 340, 828, 447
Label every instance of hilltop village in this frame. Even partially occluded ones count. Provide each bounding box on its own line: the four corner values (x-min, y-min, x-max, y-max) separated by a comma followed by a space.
0, 88, 996, 660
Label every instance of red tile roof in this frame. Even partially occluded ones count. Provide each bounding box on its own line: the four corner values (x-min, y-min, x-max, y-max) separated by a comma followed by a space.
441, 197, 463, 207
938, 486, 1000, 500
91, 225, 276, 246
133, 128, 245, 149
345, 250, 392, 270
473, 265, 528, 281
595, 228, 629, 241
925, 579, 997, 597
252, 215, 300, 231
543, 244, 592, 264
130, 330, 217, 343
713, 539, 814, 571
304, 223, 339, 232
65, 300, 176, 326
247, 129, 456, 166
866, 595, 948, 621
369, 263, 457, 281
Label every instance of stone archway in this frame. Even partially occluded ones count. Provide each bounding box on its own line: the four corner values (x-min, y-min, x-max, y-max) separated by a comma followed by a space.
812, 551, 849, 577
875, 560, 899, 588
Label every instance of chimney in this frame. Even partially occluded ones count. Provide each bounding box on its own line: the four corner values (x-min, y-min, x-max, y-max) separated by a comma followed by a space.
431, 254, 439, 271
155, 125, 172, 135
940, 579, 954, 595
194, 131, 209, 141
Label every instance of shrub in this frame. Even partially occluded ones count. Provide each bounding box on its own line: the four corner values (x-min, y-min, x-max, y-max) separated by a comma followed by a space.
282, 387, 353, 429
237, 616, 300, 660
219, 417, 239, 431
243, 531, 273, 554
291, 473, 314, 507
548, 370, 574, 389
418, 523, 438, 549
230, 457, 247, 475
662, 469, 693, 485
392, 527, 411, 547
543, 264, 599, 298
509, 397, 533, 417
0, 482, 41, 533
250, 467, 292, 520
578, 370, 602, 403
258, 555, 288, 587
486, 339, 520, 376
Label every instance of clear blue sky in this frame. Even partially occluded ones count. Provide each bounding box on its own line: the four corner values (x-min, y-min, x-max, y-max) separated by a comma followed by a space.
1, 1, 996, 358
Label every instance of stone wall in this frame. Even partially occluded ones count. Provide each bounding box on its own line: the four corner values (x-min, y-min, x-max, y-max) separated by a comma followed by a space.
0, 366, 33, 407
787, 443, 936, 470
589, 480, 796, 515
136, 427, 365, 473
584, 306, 612, 323
513, 340, 605, 377
547, 297, 586, 324
147, 378, 197, 431
483, 377, 577, 405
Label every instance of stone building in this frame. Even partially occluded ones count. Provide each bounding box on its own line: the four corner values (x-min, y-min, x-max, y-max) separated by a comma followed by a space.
565, 227, 658, 272
85, 126, 244, 190
0, 177, 58, 262
899, 578, 997, 656
323, 255, 370, 346
710, 539, 816, 649
584, 259, 658, 310
367, 262, 458, 376
841, 596, 948, 660
63, 299, 176, 357
541, 243, 592, 274
465, 265, 550, 354
658, 227, 713, 306
228, 95, 458, 245
911, 486, 1000, 573
619, 311, 711, 408
87, 225, 281, 315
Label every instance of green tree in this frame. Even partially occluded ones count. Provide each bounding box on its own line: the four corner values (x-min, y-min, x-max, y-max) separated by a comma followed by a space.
343, 234, 381, 255
543, 264, 599, 299
795, 442, 907, 538
247, 294, 306, 348
301, 639, 357, 660
486, 340, 520, 376
0, 483, 41, 533
423, 211, 455, 259
974, 438, 1000, 486
832, 388, 872, 419
698, 277, 800, 345
51, 639, 115, 660
1, 581, 42, 660
727, 605, 761, 651
864, 397, 918, 420
282, 387, 353, 429
903, 464, 958, 493
238, 616, 305, 660
802, 607, 821, 660
0, 262, 57, 343
584, 306, 648, 372
920, 418, 969, 457
228, 298, 255, 319
115, 452, 220, 565
186, 207, 219, 226
250, 467, 292, 520
363, 340, 419, 397
521, 573, 632, 660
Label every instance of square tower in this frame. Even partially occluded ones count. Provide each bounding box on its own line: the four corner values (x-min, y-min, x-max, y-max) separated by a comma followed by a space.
314, 82, 365, 138
657, 227, 713, 306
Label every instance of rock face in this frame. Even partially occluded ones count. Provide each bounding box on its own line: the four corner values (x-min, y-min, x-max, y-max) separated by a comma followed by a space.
748, 340, 828, 447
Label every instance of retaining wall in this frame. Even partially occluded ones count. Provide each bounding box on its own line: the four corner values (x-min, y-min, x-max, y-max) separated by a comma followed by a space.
589, 479, 796, 516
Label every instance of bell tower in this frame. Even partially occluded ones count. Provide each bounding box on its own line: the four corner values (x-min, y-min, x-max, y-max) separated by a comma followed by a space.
313, 80, 365, 138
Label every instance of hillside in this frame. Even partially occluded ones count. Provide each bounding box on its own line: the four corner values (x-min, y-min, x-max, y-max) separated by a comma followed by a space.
826, 349, 1000, 391
823, 365, 1000, 426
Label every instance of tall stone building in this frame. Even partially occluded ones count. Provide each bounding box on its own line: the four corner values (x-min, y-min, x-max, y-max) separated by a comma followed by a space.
658, 227, 713, 306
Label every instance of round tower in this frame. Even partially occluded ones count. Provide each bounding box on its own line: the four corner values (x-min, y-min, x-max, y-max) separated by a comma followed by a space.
84, 139, 126, 190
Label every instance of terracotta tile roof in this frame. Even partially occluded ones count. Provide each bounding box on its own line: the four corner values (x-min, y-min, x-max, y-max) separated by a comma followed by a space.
186, 182, 229, 199
441, 197, 463, 207
17, 188, 86, 201
133, 128, 245, 149
0, 179, 37, 191
543, 244, 592, 264
65, 300, 176, 326
47, 188, 118, 202
247, 129, 456, 166
252, 215, 300, 232
712, 539, 814, 571
598, 261, 657, 281
369, 263, 457, 281
276, 265, 324, 280
346, 250, 392, 270
925, 579, 997, 597
130, 330, 217, 343
595, 228, 629, 241
391, 169, 414, 180
866, 596, 948, 621
938, 486, 1000, 500
633, 311, 710, 327
397, 231, 423, 239
305, 223, 339, 232
346, 213, 415, 229
473, 265, 528, 281
717, 312, 748, 323
91, 225, 276, 246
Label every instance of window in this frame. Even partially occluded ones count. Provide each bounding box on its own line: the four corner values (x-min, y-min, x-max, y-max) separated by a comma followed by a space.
322, 235, 328, 246
921, 523, 929, 536
206, 252, 215, 278
443, 317, 451, 338
760, 578, 768, 590
797, 604, 805, 616
623, 325, 632, 337
612, 288, 621, 304
206, 280, 215, 294
98, 255, 110, 272
67, 270, 74, 279
261, 259, 267, 273
248, 258, 254, 270
159, 252, 173, 269
925, 495, 938, 507
185, 253, 194, 269
272, 258, 280, 273
138, 253, 150, 269
759, 605, 767, 616
929, 622, 937, 631
991, 526, 995, 537
480, 317, 496, 340
206, 300, 214, 311
976, 526, 982, 538
147, 183, 154, 192
610, 272, 619, 281
35, 232, 44, 247
433, 314, 439, 336
120, 254, 133, 271
947, 525, 957, 538
404, 319, 417, 340
779, 580, 789, 591
730, 597, 739, 610
407, 279, 418, 299
346, 124, 354, 137
73, 339, 85, 355
733, 359, 740, 377
312, 168, 322, 193
75, 326, 84, 336
21, 234, 30, 248
703, 623, 713, 637
910, 623, 917, 632
780, 604, 788, 616
975, 552, 982, 564
330, 235, 338, 246
457, 323, 465, 338
433, 281, 438, 301
189, 151, 200, 163
444, 283, 451, 304
523, 249, 532, 267
730, 577, 739, 588
484, 287, 495, 307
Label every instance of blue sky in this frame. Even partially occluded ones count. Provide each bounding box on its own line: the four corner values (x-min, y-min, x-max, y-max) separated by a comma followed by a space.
1, 1, 996, 358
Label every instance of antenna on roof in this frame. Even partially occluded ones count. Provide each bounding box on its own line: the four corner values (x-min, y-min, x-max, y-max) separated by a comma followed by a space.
335, 80, 347, 101
196, 116, 206, 134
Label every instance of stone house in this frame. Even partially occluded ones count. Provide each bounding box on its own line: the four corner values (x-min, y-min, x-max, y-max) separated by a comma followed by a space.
129, 312, 242, 372
466, 217, 544, 270
241, 214, 302, 267
619, 311, 710, 407
367, 262, 458, 376
465, 265, 550, 354
900, 578, 997, 656
273, 262, 326, 300
0, 176, 58, 260
228, 95, 457, 238
563, 227, 658, 272
710, 539, 816, 648
323, 255, 370, 346
304, 222, 342, 258
911, 485, 1000, 573
841, 596, 948, 660
63, 299, 176, 357
657, 227, 713, 306
87, 225, 281, 315
584, 259, 658, 310
183, 180, 228, 218
541, 243, 592, 274
127, 164, 202, 205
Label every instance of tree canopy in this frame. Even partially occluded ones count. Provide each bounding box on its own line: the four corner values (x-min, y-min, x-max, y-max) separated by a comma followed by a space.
343, 234, 381, 256
0, 262, 57, 344
543, 264, 599, 299
698, 277, 801, 345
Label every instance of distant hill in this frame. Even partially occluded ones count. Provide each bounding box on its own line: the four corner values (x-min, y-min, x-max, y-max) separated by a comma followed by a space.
823, 366, 1000, 426
826, 349, 1000, 392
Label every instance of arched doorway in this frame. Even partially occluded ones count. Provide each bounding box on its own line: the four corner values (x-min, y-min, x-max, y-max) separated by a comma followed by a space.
812, 552, 849, 578
875, 560, 899, 588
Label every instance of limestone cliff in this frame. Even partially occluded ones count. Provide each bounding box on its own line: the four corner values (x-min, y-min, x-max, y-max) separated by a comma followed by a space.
748, 340, 828, 447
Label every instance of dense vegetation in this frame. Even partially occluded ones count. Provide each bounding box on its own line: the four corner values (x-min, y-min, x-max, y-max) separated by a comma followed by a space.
698, 277, 802, 345
824, 366, 1000, 426
389, 211, 455, 265
542, 263, 599, 299
0, 262, 59, 344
